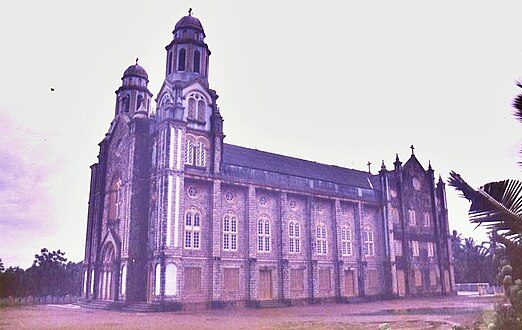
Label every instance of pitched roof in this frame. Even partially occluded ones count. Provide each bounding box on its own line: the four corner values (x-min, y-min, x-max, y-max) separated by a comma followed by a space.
222, 144, 377, 190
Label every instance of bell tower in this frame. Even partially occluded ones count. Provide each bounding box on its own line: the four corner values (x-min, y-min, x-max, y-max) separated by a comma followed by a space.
164, 8, 211, 87
114, 59, 153, 118
149, 10, 224, 300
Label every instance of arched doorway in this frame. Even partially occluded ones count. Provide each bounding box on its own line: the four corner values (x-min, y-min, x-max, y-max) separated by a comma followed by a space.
99, 243, 116, 300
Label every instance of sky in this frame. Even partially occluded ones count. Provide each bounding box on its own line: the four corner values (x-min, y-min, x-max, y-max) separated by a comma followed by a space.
1, 1, 522, 268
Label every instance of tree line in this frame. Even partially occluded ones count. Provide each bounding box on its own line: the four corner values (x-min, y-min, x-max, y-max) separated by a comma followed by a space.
0, 248, 82, 297
0, 237, 503, 299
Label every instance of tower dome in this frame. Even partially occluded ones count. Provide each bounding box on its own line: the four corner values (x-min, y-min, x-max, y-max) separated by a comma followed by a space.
123, 62, 149, 81
174, 13, 205, 36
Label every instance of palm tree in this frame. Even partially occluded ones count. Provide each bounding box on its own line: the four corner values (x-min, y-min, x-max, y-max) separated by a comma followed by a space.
448, 82, 522, 280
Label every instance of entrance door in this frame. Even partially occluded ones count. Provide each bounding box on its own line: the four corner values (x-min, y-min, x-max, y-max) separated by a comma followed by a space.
259, 269, 273, 300
397, 270, 406, 297
344, 270, 355, 297
99, 244, 115, 300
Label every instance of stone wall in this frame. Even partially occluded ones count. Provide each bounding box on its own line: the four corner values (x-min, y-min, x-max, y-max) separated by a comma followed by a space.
0, 295, 79, 306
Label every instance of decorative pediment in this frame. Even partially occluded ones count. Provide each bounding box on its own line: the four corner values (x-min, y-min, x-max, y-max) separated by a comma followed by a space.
98, 227, 122, 263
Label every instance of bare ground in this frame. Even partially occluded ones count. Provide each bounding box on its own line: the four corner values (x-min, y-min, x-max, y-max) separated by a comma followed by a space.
0, 295, 495, 330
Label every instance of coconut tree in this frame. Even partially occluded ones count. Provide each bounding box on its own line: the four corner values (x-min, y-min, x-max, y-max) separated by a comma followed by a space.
448, 83, 522, 280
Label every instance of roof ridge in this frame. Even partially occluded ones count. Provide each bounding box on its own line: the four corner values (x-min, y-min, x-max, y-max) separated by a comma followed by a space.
223, 143, 370, 175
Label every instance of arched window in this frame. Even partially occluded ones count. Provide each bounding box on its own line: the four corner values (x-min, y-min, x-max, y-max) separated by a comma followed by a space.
185, 136, 207, 168
154, 263, 161, 295
165, 263, 177, 295
257, 215, 270, 252
167, 51, 172, 75
363, 227, 375, 256
108, 175, 121, 221
289, 219, 300, 253
341, 224, 352, 256
187, 92, 206, 122
391, 207, 399, 224
223, 211, 238, 251
411, 240, 420, 257
103, 244, 115, 263
83, 270, 88, 294
90, 269, 95, 294
316, 223, 327, 255
136, 95, 143, 110
195, 141, 206, 167
424, 212, 431, 227
188, 98, 196, 119
197, 100, 205, 121
120, 265, 127, 295
427, 242, 435, 257
185, 138, 194, 165
184, 207, 201, 249
408, 209, 416, 226
193, 50, 200, 73
178, 48, 186, 71
121, 95, 130, 113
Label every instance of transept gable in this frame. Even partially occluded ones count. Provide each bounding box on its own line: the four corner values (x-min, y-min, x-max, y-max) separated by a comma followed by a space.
403, 155, 426, 175
401, 154, 432, 197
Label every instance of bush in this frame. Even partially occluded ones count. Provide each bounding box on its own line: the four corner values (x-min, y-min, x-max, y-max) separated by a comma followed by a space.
492, 262, 522, 329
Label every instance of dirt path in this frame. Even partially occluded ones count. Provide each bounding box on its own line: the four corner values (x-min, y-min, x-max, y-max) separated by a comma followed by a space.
0, 295, 495, 329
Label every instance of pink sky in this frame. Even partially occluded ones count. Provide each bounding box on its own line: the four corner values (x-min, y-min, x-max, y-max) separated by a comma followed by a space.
1, 0, 522, 268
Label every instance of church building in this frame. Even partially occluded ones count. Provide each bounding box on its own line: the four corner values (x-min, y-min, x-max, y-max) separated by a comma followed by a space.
82, 11, 455, 310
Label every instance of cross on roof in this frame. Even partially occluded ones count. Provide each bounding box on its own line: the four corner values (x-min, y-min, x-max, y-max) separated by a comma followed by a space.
410, 144, 415, 155
188, 8, 192, 16
367, 161, 372, 173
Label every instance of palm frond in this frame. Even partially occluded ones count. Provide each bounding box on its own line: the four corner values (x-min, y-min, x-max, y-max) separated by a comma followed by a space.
513, 93, 522, 124
448, 171, 522, 241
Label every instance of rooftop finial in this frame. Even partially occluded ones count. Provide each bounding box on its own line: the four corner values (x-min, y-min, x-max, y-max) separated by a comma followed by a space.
135, 57, 139, 65
410, 144, 415, 156
367, 161, 372, 173
381, 160, 386, 170
188, 8, 193, 16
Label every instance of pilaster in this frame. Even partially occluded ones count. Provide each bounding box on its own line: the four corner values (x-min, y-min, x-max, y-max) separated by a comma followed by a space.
354, 201, 365, 297
305, 196, 314, 303
211, 180, 222, 301
332, 199, 342, 299
278, 192, 287, 300
246, 185, 257, 301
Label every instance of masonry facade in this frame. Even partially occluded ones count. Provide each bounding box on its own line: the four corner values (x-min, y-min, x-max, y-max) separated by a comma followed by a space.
82, 12, 455, 309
